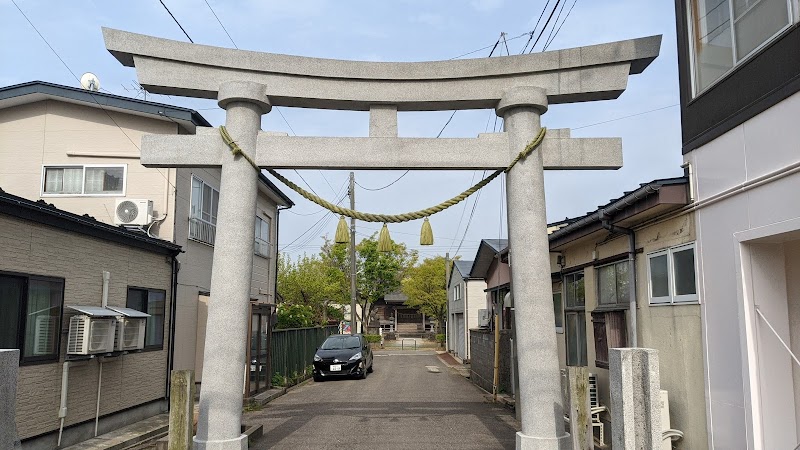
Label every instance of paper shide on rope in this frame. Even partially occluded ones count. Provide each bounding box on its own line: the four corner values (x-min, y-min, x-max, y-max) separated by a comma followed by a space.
219, 125, 546, 251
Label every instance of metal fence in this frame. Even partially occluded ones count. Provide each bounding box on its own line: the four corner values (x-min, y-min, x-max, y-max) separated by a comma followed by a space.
271, 325, 338, 381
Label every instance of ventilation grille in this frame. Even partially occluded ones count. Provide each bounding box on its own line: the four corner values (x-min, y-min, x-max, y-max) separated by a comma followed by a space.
67, 315, 88, 354
89, 320, 111, 352
33, 316, 56, 355
116, 201, 139, 224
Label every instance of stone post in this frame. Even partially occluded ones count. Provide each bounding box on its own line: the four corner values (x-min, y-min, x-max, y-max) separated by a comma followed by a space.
610, 348, 661, 450
498, 86, 569, 450
194, 81, 270, 450
566, 367, 594, 450
0, 350, 20, 450
168, 370, 195, 450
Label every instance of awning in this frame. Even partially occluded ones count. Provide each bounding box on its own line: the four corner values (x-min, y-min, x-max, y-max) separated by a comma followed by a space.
107, 306, 150, 318
66, 305, 119, 317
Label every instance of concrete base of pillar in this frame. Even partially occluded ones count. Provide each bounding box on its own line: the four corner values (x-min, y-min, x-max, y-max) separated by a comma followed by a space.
193, 433, 248, 450
516, 431, 571, 450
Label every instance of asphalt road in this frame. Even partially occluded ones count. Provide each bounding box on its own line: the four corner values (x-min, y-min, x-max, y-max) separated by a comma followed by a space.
249, 350, 519, 450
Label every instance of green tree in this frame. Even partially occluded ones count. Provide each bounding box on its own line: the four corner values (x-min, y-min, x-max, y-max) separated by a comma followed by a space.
401, 256, 447, 333
275, 303, 315, 329
356, 234, 417, 330
277, 251, 348, 325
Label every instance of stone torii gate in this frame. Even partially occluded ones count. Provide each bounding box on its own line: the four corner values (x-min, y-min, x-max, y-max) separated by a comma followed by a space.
103, 28, 660, 450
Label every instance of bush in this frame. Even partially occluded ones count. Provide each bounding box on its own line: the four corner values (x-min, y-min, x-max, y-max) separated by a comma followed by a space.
364, 334, 381, 343
435, 334, 446, 343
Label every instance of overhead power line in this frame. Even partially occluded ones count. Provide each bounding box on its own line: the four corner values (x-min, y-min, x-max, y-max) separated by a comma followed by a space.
572, 104, 679, 130
203, 0, 237, 48
159, 0, 194, 43
528, 0, 562, 53
543, 0, 579, 51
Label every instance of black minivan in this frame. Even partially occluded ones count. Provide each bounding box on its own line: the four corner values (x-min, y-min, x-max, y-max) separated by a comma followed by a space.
312, 334, 373, 381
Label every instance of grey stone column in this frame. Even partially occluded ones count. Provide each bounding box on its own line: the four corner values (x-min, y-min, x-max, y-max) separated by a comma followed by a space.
498, 86, 569, 450
610, 348, 661, 450
194, 81, 270, 450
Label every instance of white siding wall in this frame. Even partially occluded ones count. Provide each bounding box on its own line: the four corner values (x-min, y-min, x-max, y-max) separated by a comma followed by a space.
684, 91, 800, 449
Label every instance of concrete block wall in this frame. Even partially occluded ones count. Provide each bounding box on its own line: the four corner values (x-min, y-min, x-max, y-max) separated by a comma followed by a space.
469, 329, 512, 394
0, 214, 172, 441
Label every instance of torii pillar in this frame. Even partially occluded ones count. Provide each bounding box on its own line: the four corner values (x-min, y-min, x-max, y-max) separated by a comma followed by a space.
499, 87, 568, 448
194, 82, 270, 449
101, 28, 661, 450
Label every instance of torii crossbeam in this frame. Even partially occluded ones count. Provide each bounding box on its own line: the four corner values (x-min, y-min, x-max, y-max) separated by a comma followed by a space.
103, 28, 661, 450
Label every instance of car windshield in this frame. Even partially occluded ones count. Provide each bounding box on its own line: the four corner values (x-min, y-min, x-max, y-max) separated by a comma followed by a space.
320, 336, 361, 350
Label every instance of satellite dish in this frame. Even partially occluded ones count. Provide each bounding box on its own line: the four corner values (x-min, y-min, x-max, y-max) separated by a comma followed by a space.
80, 73, 101, 92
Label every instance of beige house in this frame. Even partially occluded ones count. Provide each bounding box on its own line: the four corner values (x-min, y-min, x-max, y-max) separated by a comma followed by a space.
0, 188, 180, 449
0, 81, 292, 399
547, 176, 706, 449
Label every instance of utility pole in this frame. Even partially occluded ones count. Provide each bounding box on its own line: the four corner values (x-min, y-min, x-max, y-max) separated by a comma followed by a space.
349, 172, 357, 335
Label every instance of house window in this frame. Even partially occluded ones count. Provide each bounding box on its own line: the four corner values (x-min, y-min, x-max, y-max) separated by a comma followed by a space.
596, 260, 631, 307
189, 175, 219, 246
553, 291, 564, 333
591, 310, 627, 369
126, 287, 166, 349
42, 165, 126, 196
0, 273, 64, 364
255, 216, 271, 258
453, 285, 462, 302
687, 0, 795, 95
648, 243, 699, 304
563, 271, 587, 366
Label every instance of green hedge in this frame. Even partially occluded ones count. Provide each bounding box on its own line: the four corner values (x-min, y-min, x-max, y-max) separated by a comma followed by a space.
435, 334, 446, 343
364, 334, 382, 343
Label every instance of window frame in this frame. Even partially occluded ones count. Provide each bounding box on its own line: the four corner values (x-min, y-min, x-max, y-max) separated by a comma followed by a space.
686, 0, 797, 97
189, 175, 220, 246
591, 310, 628, 369
0, 270, 65, 365
41, 164, 128, 197
453, 284, 462, 302
125, 286, 167, 351
563, 270, 587, 366
594, 259, 632, 310
254, 215, 271, 258
647, 242, 700, 305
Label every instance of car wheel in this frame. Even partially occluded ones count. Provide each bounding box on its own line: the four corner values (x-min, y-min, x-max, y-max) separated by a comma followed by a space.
367, 363, 373, 373
313, 374, 322, 382
359, 363, 367, 379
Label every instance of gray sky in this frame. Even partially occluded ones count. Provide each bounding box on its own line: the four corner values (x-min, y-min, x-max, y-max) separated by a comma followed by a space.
1, 0, 682, 262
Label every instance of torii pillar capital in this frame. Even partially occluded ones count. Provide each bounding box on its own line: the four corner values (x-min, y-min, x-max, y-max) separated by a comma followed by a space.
194, 81, 270, 450
498, 86, 570, 450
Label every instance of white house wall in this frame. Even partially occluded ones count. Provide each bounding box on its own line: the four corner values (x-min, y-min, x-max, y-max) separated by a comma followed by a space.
684, 90, 800, 450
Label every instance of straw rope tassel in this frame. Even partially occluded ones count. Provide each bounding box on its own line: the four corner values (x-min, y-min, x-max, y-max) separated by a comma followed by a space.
377, 224, 393, 252
420, 217, 434, 245
335, 216, 350, 244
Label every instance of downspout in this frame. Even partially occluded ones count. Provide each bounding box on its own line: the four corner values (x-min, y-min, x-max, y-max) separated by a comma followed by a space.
599, 210, 638, 347
166, 253, 179, 404
57, 361, 70, 446
95, 271, 110, 436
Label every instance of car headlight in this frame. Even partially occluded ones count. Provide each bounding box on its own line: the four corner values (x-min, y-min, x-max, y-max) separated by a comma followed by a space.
349, 352, 362, 361
313, 354, 322, 362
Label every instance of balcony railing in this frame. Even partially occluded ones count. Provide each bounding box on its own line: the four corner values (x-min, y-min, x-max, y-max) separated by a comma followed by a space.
189, 217, 216, 246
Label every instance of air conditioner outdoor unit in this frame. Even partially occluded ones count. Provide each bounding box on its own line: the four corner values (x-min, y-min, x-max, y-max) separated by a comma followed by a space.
67, 315, 117, 355
33, 316, 57, 356
478, 309, 490, 328
114, 317, 147, 351
114, 199, 153, 226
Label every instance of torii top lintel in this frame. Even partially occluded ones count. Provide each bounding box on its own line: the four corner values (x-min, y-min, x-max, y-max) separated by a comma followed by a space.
102, 28, 661, 112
